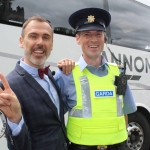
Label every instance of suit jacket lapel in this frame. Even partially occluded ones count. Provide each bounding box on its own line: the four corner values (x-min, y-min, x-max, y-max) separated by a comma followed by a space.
15, 62, 60, 120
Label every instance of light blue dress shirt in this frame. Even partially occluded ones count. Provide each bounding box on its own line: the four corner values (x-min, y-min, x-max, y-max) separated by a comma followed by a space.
8, 59, 60, 136
54, 55, 137, 115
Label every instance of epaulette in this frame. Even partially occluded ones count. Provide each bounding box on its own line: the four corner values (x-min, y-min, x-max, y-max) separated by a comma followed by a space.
107, 62, 118, 67
117, 64, 124, 69
107, 63, 124, 69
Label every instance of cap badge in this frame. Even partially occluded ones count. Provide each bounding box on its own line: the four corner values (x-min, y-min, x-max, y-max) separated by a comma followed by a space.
87, 15, 95, 23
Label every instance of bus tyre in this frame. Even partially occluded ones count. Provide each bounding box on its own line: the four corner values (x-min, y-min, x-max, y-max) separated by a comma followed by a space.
126, 111, 150, 150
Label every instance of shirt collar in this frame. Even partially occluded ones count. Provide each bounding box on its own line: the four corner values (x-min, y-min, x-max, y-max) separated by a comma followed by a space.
78, 55, 108, 72
20, 58, 45, 76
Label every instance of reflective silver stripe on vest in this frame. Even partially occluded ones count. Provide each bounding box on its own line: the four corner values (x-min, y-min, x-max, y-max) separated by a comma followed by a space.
117, 95, 123, 116
69, 76, 92, 118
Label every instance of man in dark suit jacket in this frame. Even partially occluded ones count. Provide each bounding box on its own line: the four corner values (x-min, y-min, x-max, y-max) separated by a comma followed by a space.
0, 16, 74, 150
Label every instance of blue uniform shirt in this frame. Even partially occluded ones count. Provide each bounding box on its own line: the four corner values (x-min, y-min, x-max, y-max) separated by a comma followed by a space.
55, 55, 137, 115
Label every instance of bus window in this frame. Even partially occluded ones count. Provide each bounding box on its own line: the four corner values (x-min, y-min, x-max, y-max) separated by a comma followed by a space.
0, 0, 105, 36
108, 0, 150, 51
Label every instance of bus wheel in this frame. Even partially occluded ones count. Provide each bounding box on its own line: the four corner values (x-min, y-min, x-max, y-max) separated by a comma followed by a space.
126, 111, 150, 150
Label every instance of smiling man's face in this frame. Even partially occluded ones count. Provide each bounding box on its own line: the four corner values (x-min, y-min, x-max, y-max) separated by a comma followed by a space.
19, 20, 53, 68
76, 30, 105, 62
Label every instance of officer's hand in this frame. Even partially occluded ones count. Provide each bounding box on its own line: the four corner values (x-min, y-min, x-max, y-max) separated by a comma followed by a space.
0, 73, 22, 124
57, 59, 75, 74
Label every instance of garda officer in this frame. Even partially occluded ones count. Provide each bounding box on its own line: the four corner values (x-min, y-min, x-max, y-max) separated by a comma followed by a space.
55, 7, 136, 150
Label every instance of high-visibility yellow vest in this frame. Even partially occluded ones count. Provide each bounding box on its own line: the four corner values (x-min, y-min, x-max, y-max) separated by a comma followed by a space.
67, 63, 127, 145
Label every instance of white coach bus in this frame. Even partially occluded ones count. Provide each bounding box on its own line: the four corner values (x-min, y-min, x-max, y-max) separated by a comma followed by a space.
0, 0, 150, 150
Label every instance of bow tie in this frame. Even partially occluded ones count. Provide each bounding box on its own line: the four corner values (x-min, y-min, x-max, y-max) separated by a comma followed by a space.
38, 65, 50, 79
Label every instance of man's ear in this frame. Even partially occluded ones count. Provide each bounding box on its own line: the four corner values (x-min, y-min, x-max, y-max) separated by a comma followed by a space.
76, 34, 80, 45
19, 36, 23, 48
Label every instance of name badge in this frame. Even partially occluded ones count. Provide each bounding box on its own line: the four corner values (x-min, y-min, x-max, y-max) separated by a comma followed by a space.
94, 90, 114, 98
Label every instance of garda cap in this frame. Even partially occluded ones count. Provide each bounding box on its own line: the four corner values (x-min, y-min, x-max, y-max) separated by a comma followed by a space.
68, 8, 111, 33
